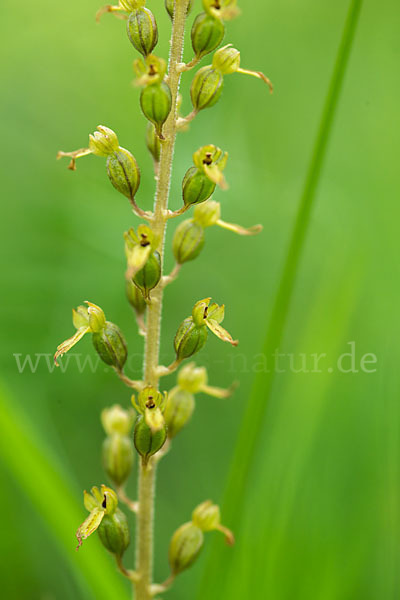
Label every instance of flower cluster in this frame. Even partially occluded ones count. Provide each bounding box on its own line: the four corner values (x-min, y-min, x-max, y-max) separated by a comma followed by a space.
55, 0, 271, 596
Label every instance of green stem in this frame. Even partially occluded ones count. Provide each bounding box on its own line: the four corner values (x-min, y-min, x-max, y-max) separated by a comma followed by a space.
200, 0, 364, 595
135, 2, 190, 599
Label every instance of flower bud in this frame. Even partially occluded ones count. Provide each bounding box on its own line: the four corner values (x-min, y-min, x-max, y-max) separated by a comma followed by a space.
140, 81, 172, 138
212, 44, 240, 74
191, 13, 225, 59
177, 361, 235, 398
145, 123, 161, 163
165, 0, 193, 20
192, 500, 235, 545
89, 126, 119, 157
193, 200, 221, 227
212, 44, 274, 92
133, 250, 161, 298
98, 508, 130, 556
101, 404, 134, 487
174, 317, 208, 361
172, 220, 205, 264
177, 362, 207, 393
169, 522, 203, 575
164, 387, 195, 438
190, 66, 224, 112
127, 8, 158, 57
134, 415, 167, 464
182, 166, 216, 206
126, 279, 147, 314
106, 148, 141, 199
101, 404, 134, 436
92, 322, 128, 370
192, 500, 220, 531
102, 434, 134, 486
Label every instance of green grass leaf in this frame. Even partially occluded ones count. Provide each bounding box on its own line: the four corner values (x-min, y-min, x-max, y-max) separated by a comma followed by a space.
199, 0, 364, 596
0, 384, 130, 600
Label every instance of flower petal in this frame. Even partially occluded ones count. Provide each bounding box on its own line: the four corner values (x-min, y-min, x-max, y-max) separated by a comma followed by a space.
145, 407, 165, 433
206, 303, 224, 324
83, 490, 98, 512
205, 319, 238, 346
76, 508, 105, 550
216, 219, 263, 236
54, 326, 90, 366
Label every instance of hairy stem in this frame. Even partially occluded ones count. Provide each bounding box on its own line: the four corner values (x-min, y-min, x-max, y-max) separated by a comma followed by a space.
134, 2, 189, 599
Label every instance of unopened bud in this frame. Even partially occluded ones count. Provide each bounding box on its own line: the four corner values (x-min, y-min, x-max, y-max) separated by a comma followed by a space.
92, 322, 128, 370
192, 500, 234, 545
212, 44, 240, 74
174, 317, 208, 361
182, 167, 216, 206
126, 279, 147, 314
193, 200, 221, 227
145, 123, 161, 163
177, 360, 235, 398
164, 387, 195, 438
213, 44, 274, 92
192, 500, 220, 531
177, 362, 207, 393
102, 434, 134, 486
127, 8, 158, 57
133, 415, 167, 464
106, 148, 141, 199
190, 66, 224, 112
133, 251, 161, 299
169, 522, 204, 575
98, 508, 130, 556
140, 81, 172, 138
191, 13, 225, 59
172, 220, 205, 264
101, 405, 134, 436
165, 0, 193, 20
89, 126, 119, 157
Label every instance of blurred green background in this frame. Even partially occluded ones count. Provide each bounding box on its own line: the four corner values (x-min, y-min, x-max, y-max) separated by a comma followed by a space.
1, 0, 399, 598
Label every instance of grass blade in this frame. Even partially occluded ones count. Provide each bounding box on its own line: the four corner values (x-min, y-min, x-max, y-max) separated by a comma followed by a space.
0, 384, 129, 600
199, 0, 364, 595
